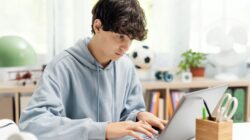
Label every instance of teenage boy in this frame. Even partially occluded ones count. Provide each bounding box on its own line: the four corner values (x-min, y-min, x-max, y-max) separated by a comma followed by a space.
19, 0, 167, 139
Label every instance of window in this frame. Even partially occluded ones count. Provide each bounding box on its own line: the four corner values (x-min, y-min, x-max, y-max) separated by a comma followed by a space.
0, 0, 49, 56
0, 0, 92, 64
129, 0, 172, 53
189, 0, 250, 53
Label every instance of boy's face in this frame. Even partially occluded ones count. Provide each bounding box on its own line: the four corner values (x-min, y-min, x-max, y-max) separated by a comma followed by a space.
93, 19, 132, 61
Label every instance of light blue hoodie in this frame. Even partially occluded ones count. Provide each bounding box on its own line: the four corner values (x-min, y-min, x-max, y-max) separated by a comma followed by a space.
19, 37, 146, 140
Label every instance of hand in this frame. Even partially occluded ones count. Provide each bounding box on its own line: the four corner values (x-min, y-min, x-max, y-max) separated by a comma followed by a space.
106, 121, 159, 140
137, 112, 168, 131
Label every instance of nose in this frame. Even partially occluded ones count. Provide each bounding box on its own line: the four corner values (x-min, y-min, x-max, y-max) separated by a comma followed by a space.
120, 44, 129, 52
120, 40, 132, 52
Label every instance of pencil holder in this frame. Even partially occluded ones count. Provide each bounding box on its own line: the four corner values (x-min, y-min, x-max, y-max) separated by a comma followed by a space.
196, 118, 232, 140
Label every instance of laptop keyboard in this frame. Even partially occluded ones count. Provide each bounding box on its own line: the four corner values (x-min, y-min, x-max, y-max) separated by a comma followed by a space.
124, 126, 161, 140
126, 133, 159, 140
141, 134, 159, 140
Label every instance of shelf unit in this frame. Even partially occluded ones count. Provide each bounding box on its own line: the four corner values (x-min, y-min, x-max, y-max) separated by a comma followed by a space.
0, 85, 35, 123
141, 78, 250, 122
1, 78, 250, 123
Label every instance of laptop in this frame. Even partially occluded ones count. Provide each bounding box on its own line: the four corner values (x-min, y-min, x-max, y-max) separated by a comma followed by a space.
116, 85, 228, 140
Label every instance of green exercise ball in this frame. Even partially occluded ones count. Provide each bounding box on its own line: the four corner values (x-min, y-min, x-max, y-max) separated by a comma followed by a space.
0, 36, 37, 67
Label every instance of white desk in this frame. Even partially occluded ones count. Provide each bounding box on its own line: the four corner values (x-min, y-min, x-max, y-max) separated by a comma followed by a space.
232, 122, 250, 140
190, 122, 250, 140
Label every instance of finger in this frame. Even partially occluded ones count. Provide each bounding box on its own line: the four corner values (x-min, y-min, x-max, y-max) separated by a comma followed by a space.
133, 125, 154, 138
145, 121, 152, 127
140, 120, 151, 127
126, 130, 143, 140
160, 119, 168, 125
149, 119, 165, 130
140, 123, 158, 135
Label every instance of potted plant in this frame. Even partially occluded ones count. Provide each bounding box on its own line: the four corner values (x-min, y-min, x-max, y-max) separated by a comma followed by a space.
178, 49, 206, 77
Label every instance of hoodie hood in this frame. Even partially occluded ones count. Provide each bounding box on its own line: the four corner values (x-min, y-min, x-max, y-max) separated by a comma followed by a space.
65, 37, 114, 70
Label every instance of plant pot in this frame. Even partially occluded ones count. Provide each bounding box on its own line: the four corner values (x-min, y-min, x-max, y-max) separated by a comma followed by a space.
191, 67, 205, 77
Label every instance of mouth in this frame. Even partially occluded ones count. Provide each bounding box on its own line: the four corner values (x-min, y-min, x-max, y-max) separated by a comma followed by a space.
115, 52, 123, 56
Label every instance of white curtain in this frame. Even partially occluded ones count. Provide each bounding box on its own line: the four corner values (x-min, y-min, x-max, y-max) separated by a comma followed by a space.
137, 0, 192, 69
53, 0, 92, 55
189, 0, 250, 77
189, 0, 250, 52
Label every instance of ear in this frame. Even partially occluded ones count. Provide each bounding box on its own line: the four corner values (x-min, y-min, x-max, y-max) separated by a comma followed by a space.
93, 19, 102, 33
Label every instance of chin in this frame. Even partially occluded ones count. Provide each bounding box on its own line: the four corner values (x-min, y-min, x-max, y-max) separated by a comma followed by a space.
111, 58, 119, 61
112, 56, 122, 61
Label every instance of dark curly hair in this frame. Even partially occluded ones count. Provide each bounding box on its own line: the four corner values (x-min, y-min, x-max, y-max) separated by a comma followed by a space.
91, 0, 147, 41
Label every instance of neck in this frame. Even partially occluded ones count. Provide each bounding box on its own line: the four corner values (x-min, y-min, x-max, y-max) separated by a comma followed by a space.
88, 37, 110, 67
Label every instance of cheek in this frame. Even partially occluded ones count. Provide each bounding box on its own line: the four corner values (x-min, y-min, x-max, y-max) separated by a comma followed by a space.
102, 44, 117, 56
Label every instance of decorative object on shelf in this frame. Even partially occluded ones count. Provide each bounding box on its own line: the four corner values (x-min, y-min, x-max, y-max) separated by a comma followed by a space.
0, 36, 37, 67
0, 36, 37, 84
178, 49, 206, 77
130, 45, 155, 80
181, 71, 192, 83
7, 65, 46, 86
204, 19, 250, 81
155, 70, 173, 82
130, 45, 155, 69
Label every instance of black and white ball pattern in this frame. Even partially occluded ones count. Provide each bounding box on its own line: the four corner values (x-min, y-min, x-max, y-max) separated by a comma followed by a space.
130, 45, 154, 69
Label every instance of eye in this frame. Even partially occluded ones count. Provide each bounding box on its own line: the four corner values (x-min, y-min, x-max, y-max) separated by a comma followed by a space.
119, 34, 125, 39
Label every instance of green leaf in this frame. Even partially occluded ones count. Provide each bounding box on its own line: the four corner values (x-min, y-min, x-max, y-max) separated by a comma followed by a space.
177, 49, 206, 74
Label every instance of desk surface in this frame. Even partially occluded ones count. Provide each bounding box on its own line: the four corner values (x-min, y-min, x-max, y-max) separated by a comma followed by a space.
233, 122, 250, 140
190, 122, 250, 140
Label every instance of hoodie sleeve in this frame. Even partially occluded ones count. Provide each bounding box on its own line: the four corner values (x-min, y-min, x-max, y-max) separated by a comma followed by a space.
119, 66, 146, 122
19, 70, 107, 140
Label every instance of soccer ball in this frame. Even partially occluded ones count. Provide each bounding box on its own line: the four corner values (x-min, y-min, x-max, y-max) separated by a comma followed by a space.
130, 45, 155, 69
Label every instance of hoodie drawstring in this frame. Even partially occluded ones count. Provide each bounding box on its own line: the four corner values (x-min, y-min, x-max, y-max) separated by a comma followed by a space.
112, 62, 117, 122
96, 62, 116, 122
96, 64, 100, 122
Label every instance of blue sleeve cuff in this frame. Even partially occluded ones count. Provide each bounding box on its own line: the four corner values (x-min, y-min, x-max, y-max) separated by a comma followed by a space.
88, 121, 108, 139
125, 110, 145, 122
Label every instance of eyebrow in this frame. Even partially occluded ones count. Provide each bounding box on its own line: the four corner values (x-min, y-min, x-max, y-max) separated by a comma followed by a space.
113, 32, 132, 40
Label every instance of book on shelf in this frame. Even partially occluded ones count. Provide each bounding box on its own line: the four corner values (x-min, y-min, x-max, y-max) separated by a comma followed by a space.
171, 92, 178, 111
158, 98, 164, 120
232, 88, 245, 122
145, 91, 165, 118
167, 94, 173, 119
149, 91, 161, 116
224, 88, 245, 122
170, 91, 186, 111
167, 91, 186, 118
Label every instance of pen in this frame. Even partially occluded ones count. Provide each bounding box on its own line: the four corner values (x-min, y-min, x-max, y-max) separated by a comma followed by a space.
202, 106, 206, 120
203, 99, 213, 121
